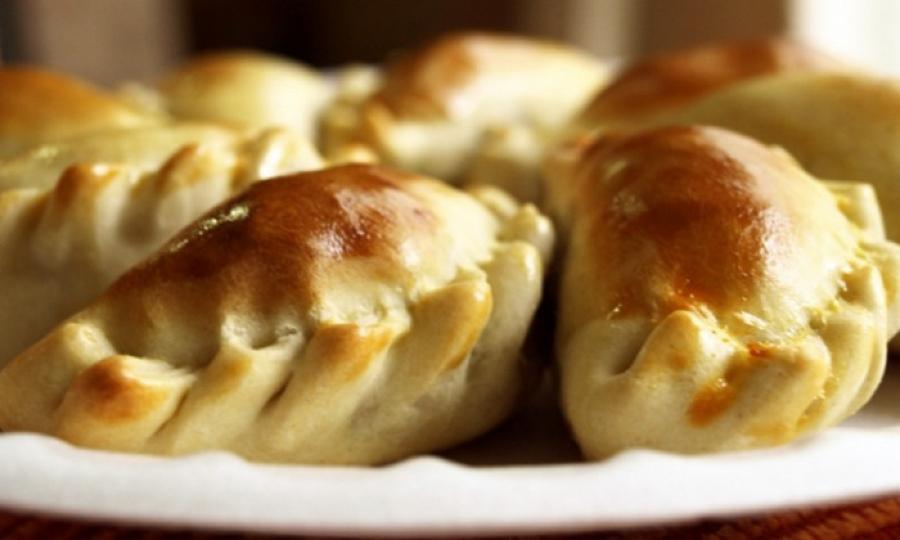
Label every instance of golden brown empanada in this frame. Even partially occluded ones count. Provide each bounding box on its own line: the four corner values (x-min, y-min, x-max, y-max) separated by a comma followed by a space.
321, 32, 606, 201
0, 128, 323, 366
546, 125, 900, 457
0, 164, 553, 465
574, 38, 841, 133
156, 51, 332, 138
0, 67, 159, 158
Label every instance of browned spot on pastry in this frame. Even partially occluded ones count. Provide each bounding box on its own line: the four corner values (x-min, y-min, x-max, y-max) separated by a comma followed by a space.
747, 342, 772, 358
581, 125, 794, 317
69, 356, 166, 422
51, 163, 120, 209
307, 324, 396, 381
109, 164, 436, 307
440, 287, 493, 372
372, 32, 582, 119
687, 351, 768, 426
688, 377, 736, 426
582, 38, 840, 125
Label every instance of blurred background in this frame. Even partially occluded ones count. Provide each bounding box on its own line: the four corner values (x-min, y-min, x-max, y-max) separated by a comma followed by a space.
1, 0, 899, 85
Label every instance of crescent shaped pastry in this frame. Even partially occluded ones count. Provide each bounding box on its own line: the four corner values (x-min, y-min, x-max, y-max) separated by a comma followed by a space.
0, 128, 323, 367
157, 51, 332, 138
547, 125, 900, 457
0, 164, 553, 465
574, 38, 842, 133
321, 32, 606, 201
0, 67, 159, 158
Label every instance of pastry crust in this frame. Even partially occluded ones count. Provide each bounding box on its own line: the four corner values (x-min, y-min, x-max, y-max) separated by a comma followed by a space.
0, 128, 323, 367
0, 67, 158, 158
658, 73, 900, 246
574, 38, 842, 132
158, 51, 332, 138
321, 32, 606, 201
547, 126, 900, 457
0, 164, 553, 465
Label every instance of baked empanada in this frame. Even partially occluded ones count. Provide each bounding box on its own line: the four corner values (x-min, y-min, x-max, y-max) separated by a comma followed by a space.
0, 67, 159, 158
155, 51, 332, 138
547, 125, 900, 457
574, 38, 841, 133
0, 128, 322, 366
321, 32, 606, 201
0, 164, 553, 465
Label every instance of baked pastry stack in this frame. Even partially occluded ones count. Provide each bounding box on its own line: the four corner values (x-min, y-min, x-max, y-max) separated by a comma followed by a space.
1, 32, 899, 465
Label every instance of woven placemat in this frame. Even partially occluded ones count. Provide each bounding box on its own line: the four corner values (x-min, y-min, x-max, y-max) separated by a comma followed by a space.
2, 495, 899, 539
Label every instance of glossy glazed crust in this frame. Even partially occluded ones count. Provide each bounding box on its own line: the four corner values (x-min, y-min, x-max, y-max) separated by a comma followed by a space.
320, 32, 606, 192
549, 126, 900, 457
0, 164, 554, 465
0, 67, 157, 158
577, 38, 842, 130
659, 72, 900, 247
0, 128, 323, 367
158, 51, 332, 138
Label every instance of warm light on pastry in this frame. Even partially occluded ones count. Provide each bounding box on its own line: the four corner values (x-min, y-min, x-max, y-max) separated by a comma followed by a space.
653, 73, 900, 249
0, 164, 553, 465
0, 67, 161, 158
546, 125, 900, 457
157, 50, 333, 139
573, 37, 843, 133
321, 32, 607, 202
0, 127, 323, 367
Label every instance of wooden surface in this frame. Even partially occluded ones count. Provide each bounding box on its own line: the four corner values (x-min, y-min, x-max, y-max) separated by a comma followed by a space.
2, 495, 900, 539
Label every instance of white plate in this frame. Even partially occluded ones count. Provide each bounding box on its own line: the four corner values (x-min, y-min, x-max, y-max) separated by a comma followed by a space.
1, 367, 900, 538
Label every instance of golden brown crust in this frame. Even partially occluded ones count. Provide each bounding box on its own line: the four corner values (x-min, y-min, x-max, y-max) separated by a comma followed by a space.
554, 125, 900, 456
67, 356, 168, 423
372, 32, 596, 119
580, 38, 840, 126
157, 50, 330, 136
112, 164, 436, 307
576, 126, 794, 316
0, 67, 152, 155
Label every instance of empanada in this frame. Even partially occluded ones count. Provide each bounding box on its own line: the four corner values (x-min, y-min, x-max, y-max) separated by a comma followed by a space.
156, 51, 332, 138
0, 67, 159, 158
574, 38, 841, 133
0, 128, 323, 366
547, 125, 900, 457
0, 164, 553, 465
321, 32, 606, 201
